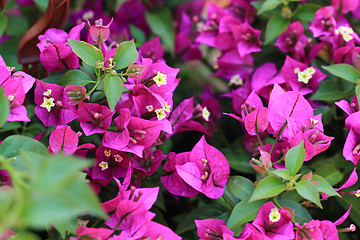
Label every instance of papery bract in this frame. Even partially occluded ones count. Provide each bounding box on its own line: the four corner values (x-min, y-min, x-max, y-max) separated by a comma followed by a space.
176, 136, 230, 199
161, 152, 199, 197
77, 102, 114, 136
195, 219, 234, 240
252, 202, 294, 240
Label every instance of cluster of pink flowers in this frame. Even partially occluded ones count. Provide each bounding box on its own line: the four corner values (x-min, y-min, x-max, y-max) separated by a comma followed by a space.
195, 202, 354, 240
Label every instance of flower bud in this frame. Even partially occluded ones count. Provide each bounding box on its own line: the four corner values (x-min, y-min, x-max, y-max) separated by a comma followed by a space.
88, 18, 113, 43
64, 85, 89, 105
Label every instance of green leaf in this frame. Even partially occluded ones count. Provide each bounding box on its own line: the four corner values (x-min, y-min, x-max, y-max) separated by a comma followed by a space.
227, 197, 267, 232
258, 0, 282, 14
175, 205, 225, 234
145, 7, 174, 53
285, 141, 305, 176
0, 135, 49, 158
322, 64, 360, 84
310, 78, 354, 101
295, 180, 322, 209
271, 169, 291, 180
278, 200, 312, 224
312, 174, 341, 197
316, 164, 344, 186
249, 175, 287, 202
264, 13, 290, 45
104, 74, 123, 111
18, 152, 105, 228
67, 39, 104, 66
0, 14, 8, 37
58, 70, 94, 87
294, 3, 321, 22
0, 87, 9, 128
356, 85, 360, 108
227, 176, 254, 200
129, 25, 146, 47
114, 40, 139, 70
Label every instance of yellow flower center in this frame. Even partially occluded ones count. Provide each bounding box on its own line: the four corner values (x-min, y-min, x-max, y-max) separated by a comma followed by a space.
7, 95, 15, 102
40, 97, 55, 112
269, 208, 281, 223
202, 107, 211, 122
155, 108, 166, 120
43, 89, 52, 97
153, 72, 167, 87
104, 149, 111, 157
146, 105, 153, 112
99, 161, 108, 170
164, 102, 171, 113
229, 74, 243, 86
294, 67, 316, 84
114, 154, 123, 162
335, 26, 354, 42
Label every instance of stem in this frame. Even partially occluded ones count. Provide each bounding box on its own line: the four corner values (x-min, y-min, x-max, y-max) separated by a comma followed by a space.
256, 129, 264, 151
89, 76, 104, 95
221, 189, 237, 209
269, 121, 288, 155
272, 198, 282, 209
272, 156, 285, 166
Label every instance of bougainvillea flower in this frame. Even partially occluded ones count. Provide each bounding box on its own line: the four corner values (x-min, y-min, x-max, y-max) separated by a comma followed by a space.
251, 150, 272, 174
132, 148, 166, 177
37, 28, 68, 52
91, 145, 131, 183
295, 220, 324, 240
343, 129, 360, 165
239, 223, 271, 240
275, 21, 307, 53
231, 22, 262, 57
176, 136, 230, 199
69, 226, 113, 240
214, 49, 254, 81
261, 142, 290, 169
40, 42, 80, 72
331, 0, 359, 14
48, 125, 95, 156
319, 220, 339, 240
336, 95, 359, 116
77, 102, 114, 136
130, 83, 170, 121
0, 59, 35, 122
309, 6, 336, 38
251, 62, 285, 100
161, 152, 200, 197
196, 2, 226, 47
34, 80, 77, 126
167, 97, 209, 137
37, 23, 85, 72
345, 111, 360, 133
113, 0, 151, 37
87, 18, 113, 43
290, 129, 333, 161
268, 87, 313, 141
102, 108, 164, 157
64, 85, 89, 105
195, 219, 235, 240
245, 107, 269, 136
138, 36, 164, 62
281, 56, 326, 95
252, 202, 294, 240
334, 46, 360, 69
